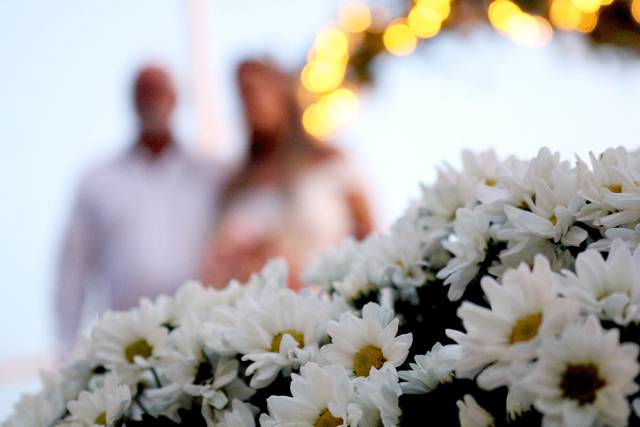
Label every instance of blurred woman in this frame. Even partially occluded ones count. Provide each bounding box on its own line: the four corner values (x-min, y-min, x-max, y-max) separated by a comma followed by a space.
201, 59, 373, 289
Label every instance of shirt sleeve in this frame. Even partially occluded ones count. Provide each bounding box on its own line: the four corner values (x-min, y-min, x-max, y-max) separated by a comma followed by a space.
55, 178, 101, 351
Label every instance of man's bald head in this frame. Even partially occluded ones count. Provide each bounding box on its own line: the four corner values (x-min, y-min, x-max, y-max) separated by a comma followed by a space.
133, 65, 176, 134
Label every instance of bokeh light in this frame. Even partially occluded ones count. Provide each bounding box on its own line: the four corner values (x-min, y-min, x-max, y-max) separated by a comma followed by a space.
506, 14, 553, 47
383, 20, 418, 56
408, 4, 443, 39
632, 0, 640, 24
550, 0, 599, 32
550, 0, 583, 30
301, 60, 345, 93
313, 28, 349, 63
572, 0, 601, 14
416, 0, 451, 21
488, 0, 522, 32
339, 1, 372, 33
575, 10, 598, 33
302, 87, 359, 139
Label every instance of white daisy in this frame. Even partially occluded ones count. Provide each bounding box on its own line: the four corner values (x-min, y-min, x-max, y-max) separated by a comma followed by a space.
577, 147, 640, 227
562, 239, 640, 325
202, 399, 256, 427
476, 155, 532, 207
457, 395, 495, 427
590, 224, 640, 251
523, 316, 639, 427
353, 365, 402, 427
91, 304, 168, 384
398, 342, 458, 394
447, 256, 579, 401
370, 220, 428, 289
437, 207, 491, 301
225, 288, 331, 388
154, 315, 251, 411
333, 265, 379, 306
461, 149, 501, 186
498, 171, 587, 248
416, 159, 478, 243
321, 302, 412, 378
264, 363, 361, 426
65, 374, 131, 427
142, 280, 221, 330
2, 388, 66, 427
302, 237, 364, 290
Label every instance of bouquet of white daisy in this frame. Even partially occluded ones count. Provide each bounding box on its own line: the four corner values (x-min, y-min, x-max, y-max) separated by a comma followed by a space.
5, 146, 640, 427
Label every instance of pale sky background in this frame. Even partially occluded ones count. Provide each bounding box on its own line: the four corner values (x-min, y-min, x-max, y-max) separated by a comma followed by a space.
2, 0, 640, 417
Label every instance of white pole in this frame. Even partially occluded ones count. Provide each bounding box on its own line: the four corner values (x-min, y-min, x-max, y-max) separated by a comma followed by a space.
185, 0, 223, 155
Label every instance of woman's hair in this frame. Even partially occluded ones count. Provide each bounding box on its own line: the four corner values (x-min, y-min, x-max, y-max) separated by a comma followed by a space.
237, 59, 318, 158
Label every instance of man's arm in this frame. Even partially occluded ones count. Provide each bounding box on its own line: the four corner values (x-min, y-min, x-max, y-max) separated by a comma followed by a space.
55, 181, 100, 352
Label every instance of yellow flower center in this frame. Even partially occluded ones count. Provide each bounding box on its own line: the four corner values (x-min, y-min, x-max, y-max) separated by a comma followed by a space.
124, 339, 153, 363
270, 330, 305, 353
484, 177, 497, 187
353, 345, 385, 377
560, 363, 606, 405
549, 214, 558, 226
608, 183, 623, 193
510, 312, 543, 344
314, 409, 344, 427
94, 412, 107, 425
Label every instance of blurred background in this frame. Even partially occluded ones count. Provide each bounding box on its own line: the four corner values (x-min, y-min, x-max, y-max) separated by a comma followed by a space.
2, 0, 640, 416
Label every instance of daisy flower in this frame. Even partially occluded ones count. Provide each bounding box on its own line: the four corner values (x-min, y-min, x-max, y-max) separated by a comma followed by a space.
302, 237, 363, 290
461, 149, 500, 186
2, 388, 65, 427
523, 316, 639, 427
64, 374, 131, 427
447, 256, 579, 397
321, 303, 412, 378
417, 162, 477, 241
577, 147, 640, 228
333, 266, 379, 307
590, 224, 640, 251
398, 342, 458, 394
263, 363, 361, 426
437, 207, 491, 301
225, 288, 331, 388
353, 365, 402, 427
498, 170, 587, 248
562, 239, 640, 325
370, 220, 428, 289
457, 395, 495, 427
202, 399, 256, 427
154, 315, 251, 410
91, 304, 168, 383
142, 280, 220, 330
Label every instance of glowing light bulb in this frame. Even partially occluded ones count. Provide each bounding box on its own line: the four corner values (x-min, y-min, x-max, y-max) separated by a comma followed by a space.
488, 0, 522, 32
575, 11, 598, 32
383, 20, 418, 56
571, 0, 601, 13
550, 0, 582, 30
416, 0, 451, 21
408, 4, 443, 38
632, 0, 640, 24
303, 103, 334, 138
301, 61, 345, 93
505, 13, 553, 47
322, 87, 359, 124
313, 28, 349, 63
339, 1, 372, 33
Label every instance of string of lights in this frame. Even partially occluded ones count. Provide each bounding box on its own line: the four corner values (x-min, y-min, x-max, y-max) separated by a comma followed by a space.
299, 0, 640, 139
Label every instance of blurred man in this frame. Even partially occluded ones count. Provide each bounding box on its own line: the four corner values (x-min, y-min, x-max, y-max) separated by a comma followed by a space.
55, 65, 225, 350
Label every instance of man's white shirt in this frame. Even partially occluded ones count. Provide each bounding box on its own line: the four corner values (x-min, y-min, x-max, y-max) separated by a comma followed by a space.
56, 144, 225, 348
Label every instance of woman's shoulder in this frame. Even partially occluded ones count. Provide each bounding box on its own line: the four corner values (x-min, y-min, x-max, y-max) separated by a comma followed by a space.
303, 143, 346, 167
